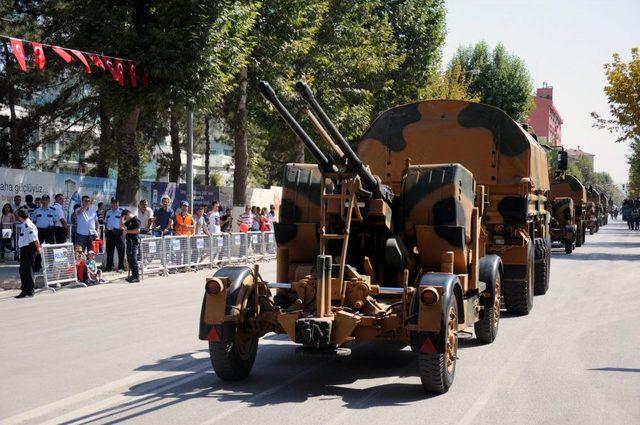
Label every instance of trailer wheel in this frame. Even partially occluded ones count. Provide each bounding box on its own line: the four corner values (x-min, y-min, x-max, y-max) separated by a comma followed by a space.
504, 239, 534, 315
209, 322, 258, 381
208, 267, 259, 381
419, 294, 458, 394
534, 236, 550, 295
474, 273, 500, 344
582, 225, 587, 245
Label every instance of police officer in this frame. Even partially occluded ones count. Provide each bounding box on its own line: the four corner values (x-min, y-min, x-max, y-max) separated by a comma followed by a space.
121, 209, 141, 282
104, 197, 125, 272
32, 194, 58, 244
52, 193, 69, 244
15, 209, 42, 298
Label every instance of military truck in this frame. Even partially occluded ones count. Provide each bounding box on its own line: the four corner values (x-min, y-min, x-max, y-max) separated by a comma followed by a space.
198, 82, 503, 394
549, 174, 588, 249
600, 193, 609, 226
358, 100, 552, 312
587, 186, 601, 233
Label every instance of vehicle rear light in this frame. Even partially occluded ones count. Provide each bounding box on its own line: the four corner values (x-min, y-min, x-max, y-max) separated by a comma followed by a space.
420, 288, 439, 305
494, 237, 505, 245
206, 279, 223, 295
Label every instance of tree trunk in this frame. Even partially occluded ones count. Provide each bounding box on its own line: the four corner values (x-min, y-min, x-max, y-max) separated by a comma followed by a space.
115, 105, 142, 205
95, 99, 112, 177
169, 110, 181, 182
293, 138, 305, 163
204, 116, 210, 186
233, 65, 248, 206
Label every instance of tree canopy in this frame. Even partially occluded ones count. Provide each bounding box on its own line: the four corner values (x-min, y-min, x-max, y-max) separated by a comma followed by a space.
448, 41, 534, 121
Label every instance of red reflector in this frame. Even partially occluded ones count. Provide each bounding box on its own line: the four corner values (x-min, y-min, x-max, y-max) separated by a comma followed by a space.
206, 279, 222, 295
207, 327, 221, 342
420, 338, 436, 353
420, 288, 439, 305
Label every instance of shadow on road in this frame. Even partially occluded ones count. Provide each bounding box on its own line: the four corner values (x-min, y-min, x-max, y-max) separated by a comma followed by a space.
589, 367, 640, 373
57, 341, 448, 424
551, 251, 640, 261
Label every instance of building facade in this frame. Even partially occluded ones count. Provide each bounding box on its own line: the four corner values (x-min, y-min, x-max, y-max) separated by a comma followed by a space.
527, 83, 563, 147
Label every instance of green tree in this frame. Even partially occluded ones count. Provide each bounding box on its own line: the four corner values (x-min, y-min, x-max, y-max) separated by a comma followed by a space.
424, 61, 480, 101
449, 41, 534, 121
46, 0, 256, 203
591, 48, 640, 196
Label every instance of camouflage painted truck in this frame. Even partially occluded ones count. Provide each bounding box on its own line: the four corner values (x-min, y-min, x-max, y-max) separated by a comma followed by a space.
358, 100, 552, 312
587, 186, 601, 233
198, 82, 503, 394
549, 173, 588, 251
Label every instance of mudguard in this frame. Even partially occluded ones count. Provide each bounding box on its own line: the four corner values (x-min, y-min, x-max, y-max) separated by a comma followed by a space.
409, 273, 463, 354
198, 266, 254, 341
478, 255, 503, 317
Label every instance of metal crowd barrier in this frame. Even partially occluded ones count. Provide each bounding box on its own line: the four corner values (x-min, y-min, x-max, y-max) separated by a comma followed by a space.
163, 235, 191, 271
135, 231, 277, 281
139, 237, 166, 280
40, 242, 84, 293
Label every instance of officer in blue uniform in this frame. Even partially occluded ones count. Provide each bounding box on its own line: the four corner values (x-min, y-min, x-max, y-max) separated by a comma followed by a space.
32, 194, 58, 245
104, 198, 125, 272
15, 209, 42, 298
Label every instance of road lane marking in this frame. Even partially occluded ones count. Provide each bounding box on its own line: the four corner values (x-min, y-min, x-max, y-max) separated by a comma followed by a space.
40, 362, 214, 425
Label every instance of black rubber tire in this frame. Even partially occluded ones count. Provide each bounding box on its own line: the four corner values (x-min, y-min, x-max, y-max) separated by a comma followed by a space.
589, 224, 594, 235
595, 220, 600, 233
504, 239, 534, 315
474, 273, 500, 344
419, 294, 458, 394
533, 236, 550, 296
209, 325, 258, 381
576, 223, 583, 247
582, 225, 587, 245
564, 242, 574, 254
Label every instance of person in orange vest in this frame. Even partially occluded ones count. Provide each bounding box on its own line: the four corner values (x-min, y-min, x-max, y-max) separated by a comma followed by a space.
174, 201, 195, 236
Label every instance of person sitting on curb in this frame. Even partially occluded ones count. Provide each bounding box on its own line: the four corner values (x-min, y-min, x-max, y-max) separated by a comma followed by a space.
86, 250, 105, 284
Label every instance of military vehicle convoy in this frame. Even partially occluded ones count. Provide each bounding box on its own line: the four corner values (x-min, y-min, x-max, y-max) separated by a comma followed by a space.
198, 84, 558, 394
587, 186, 601, 233
549, 173, 588, 251
600, 193, 609, 226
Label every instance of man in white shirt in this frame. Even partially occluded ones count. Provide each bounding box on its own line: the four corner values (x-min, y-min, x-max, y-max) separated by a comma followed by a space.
104, 197, 125, 272
52, 193, 69, 244
15, 208, 42, 298
75, 195, 99, 253
137, 199, 154, 234
207, 201, 221, 234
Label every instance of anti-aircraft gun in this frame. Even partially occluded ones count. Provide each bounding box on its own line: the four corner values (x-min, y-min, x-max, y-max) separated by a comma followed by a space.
197, 82, 503, 394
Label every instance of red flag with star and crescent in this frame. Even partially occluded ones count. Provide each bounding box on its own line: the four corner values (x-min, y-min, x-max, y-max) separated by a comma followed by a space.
31, 42, 46, 71
88, 55, 105, 71
115, 60, 125, 86
70, 50, 91, 74
10, 38, 27, 72
128, 62, 137, 88
103, 57, 120, 83
52, 46, 73, 63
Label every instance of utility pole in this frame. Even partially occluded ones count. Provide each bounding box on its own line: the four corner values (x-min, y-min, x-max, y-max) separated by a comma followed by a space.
186, 110, 194, 214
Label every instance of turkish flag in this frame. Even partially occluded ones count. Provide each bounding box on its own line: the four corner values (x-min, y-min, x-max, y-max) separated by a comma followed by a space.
31, 42, 46, 71
70, 50, 91, 74
52, 46, 73, 63
142, 70, 150, 87
103, 57, 120, 82
9, 38, 27, 72
128, 62, 137, 88
115, 60, 125, 86
88, 55, 105, 71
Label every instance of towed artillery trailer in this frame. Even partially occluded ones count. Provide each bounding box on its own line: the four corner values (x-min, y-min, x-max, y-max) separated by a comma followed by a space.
549, 174, 588, 251
198, 83, 503, 394
358, 100, 552, 312
599, 193, 609, 226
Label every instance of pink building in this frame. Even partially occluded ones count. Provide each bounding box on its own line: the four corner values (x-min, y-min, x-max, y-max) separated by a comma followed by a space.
527, 83, 563, 147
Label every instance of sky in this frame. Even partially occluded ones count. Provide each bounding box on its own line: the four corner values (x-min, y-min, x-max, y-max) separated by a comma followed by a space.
442, 0, 639, 183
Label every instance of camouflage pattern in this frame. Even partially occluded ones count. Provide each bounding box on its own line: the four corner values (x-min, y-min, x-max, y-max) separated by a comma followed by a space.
358, 100, 550, 284
587, 187, 601, 232
550, 174, 587, 246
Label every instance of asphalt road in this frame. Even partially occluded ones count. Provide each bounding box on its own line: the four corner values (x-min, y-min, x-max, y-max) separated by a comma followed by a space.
1, 219, 639, 425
